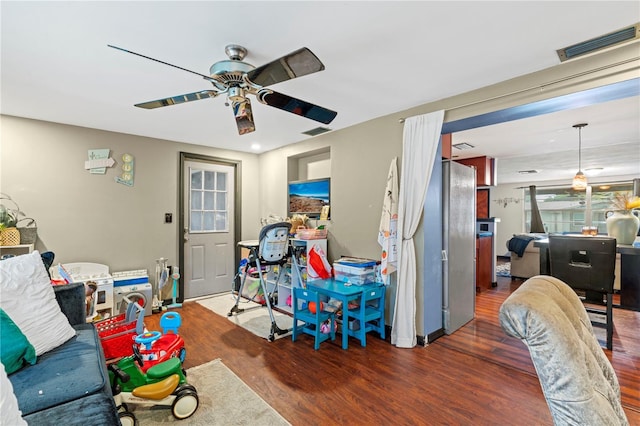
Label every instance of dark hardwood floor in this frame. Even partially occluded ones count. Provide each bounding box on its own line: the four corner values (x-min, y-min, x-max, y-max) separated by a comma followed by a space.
145, 269, 640, 425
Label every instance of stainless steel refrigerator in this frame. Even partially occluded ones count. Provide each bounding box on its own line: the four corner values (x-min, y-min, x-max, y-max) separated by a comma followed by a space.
442, 160, 476, 334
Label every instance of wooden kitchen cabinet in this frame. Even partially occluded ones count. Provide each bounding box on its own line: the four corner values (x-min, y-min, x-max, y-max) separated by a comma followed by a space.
456, 156, 496, 186
441, 133, 452, 159
476, 234, 492, 291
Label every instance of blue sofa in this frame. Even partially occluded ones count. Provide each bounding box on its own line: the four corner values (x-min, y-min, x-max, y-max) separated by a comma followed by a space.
8, 283, 120, 425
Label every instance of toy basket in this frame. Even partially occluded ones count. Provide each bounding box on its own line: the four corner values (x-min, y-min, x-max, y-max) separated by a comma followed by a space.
296, 227, 328, 240
96, 298, 145, 359
0, 227, 20, 246
16, 218, 37, 245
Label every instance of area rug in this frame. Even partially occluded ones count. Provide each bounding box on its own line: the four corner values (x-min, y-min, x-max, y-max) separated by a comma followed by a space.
133, 359, 290, 425
496, 262, 511, 277
197, 293, 294, 341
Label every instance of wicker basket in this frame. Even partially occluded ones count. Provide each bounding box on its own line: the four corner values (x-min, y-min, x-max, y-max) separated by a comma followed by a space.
16, 218, 37, 245
296, 227, 328, 240
0, 227, 21, 246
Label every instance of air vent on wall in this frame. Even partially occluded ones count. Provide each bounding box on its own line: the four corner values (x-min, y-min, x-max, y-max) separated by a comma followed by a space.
452, 142, 475, 150
557, 23, 640, 62
302, 126, 332, 136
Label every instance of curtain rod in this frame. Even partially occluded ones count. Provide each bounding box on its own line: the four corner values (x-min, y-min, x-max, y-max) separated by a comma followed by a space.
398, 56, 638, 123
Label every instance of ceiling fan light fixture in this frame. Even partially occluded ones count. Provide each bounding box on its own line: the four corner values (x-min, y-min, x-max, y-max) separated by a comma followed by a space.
228, 87, 245, 102
571, 123, 588, 190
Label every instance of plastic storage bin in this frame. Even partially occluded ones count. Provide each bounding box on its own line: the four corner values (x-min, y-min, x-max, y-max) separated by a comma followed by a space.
333, 258, 376, 285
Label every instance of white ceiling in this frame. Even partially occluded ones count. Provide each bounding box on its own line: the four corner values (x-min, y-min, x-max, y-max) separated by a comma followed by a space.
1, 1, 639, 184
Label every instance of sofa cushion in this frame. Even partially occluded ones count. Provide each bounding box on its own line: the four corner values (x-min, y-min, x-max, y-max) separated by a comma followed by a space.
0, 308, 37, 374
0, 362, 27, 426
9, 324, 110, 416
23, 391, 120, 426
0, 251, 76, 355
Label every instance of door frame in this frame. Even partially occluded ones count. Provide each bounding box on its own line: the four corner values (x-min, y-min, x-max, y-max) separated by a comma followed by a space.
178, 152, 242, 302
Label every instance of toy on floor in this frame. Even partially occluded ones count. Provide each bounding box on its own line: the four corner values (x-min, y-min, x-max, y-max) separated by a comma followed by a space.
134, 311, 186, 373
168, 266, 182, 308
109, 346, 199, 425
96, 298, 145, 360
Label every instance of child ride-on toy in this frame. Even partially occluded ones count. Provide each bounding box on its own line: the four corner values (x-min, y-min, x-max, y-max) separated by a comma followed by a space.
134, 311, 186, 372
109, 345, 199, 425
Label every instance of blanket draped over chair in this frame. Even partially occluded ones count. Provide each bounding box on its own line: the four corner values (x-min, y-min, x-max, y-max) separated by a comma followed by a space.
507, 235, 535, 257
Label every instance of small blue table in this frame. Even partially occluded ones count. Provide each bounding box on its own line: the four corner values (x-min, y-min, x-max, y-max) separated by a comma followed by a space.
305, 279, 382, 349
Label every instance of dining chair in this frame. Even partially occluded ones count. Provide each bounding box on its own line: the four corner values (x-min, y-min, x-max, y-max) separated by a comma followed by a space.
548, 234, 616, 350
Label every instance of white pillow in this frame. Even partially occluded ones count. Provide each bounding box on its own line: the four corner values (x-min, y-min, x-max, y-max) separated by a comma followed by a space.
0, 251, 76, 356
0, 362, 28, 425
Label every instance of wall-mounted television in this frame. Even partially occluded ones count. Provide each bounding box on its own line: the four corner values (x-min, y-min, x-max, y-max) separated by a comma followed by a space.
288, 177, 330, 219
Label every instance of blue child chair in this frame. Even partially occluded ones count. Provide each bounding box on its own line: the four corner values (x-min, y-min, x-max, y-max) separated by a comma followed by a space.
346, 285, 385, 347
292, 287, 336, 350
160, 311, 181, 334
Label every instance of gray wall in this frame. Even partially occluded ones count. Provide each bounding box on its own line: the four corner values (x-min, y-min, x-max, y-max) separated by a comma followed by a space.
0, 116, 261, 277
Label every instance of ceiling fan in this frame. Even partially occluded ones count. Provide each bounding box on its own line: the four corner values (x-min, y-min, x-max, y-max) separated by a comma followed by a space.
108, 44, 337, 135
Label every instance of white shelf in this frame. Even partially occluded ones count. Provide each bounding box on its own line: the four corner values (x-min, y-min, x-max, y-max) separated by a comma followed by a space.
276, 239, 327, 312
0, 244, 34, 257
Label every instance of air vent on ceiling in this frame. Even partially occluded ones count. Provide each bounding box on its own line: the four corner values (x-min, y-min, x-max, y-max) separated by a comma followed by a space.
557, 23, 640, 62
302, 127, 332, 136
518, 170, 539, 175
452, 142, 475, 150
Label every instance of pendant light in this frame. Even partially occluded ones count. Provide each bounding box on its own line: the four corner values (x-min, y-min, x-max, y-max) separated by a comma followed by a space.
572, 123, 588, 191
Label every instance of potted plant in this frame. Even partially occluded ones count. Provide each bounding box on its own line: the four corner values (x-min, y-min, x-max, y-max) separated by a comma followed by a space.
0, 193, 36, 246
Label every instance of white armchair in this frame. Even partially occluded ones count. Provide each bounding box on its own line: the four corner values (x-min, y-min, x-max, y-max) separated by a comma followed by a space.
508, 234, 543, 280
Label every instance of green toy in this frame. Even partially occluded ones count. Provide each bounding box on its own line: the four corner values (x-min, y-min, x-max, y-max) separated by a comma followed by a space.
109, 346, 198, 425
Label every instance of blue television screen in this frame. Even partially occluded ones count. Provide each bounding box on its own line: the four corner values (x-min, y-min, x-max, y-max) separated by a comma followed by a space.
288, 178, 330, 218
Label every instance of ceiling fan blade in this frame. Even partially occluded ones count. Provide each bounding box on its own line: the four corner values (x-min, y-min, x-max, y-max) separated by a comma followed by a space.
108, 45, 213, 81
258, 90, 337, 124
246, 47, 325, 88
135, 90, 219, 109
232, 98, 256, 135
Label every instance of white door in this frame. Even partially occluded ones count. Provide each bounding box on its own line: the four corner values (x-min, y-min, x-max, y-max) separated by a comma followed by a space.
183, 161, 235, 299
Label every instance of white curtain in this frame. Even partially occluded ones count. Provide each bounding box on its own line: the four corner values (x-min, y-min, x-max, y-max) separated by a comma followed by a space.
391, 110, 444, 348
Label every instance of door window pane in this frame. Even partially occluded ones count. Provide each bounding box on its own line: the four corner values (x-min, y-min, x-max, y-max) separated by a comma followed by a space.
216, 173, 226, 191
191, 170, 202, 190
215, 192, 226, 210
190, 211, 202, 231
191, 190, 201, 210
204, 171, 216, 190
204, 212, 215, 230
204, 192, 214, 210
215, 212, 227, 230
